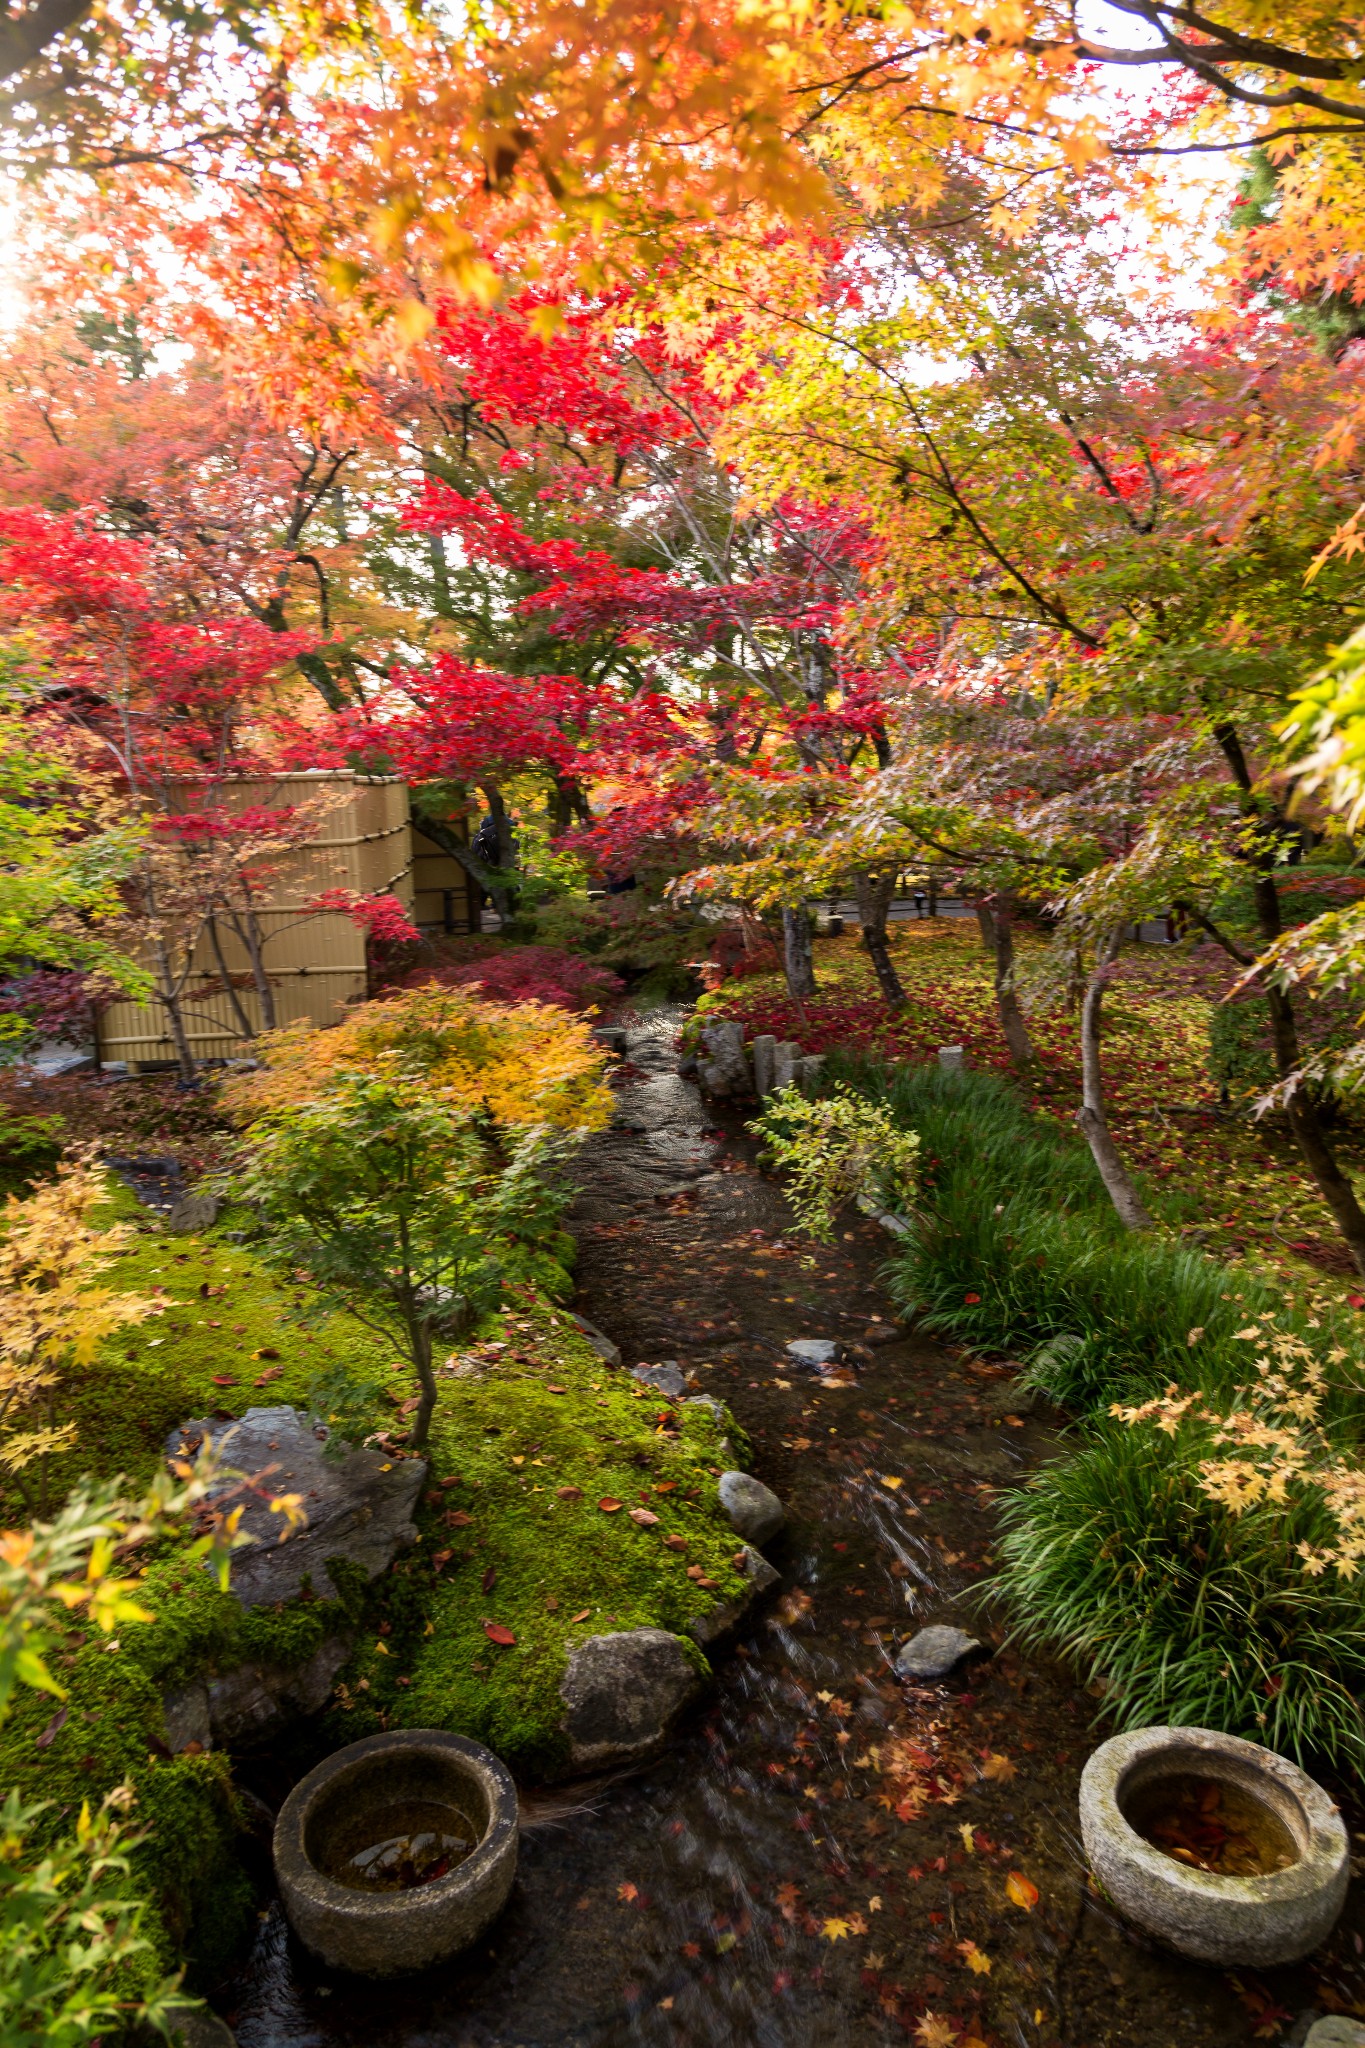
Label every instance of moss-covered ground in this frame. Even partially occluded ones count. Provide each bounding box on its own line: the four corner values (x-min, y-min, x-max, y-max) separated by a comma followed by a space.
2, 1186, 750, 1990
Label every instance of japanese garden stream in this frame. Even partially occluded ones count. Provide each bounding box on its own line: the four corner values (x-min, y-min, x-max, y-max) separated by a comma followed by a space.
219, 1012, 1363, 2048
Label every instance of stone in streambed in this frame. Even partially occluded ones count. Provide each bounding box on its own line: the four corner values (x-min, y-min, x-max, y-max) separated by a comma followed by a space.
717, 1470, 785, 1547
752, 1033, 777, 1099
862, 1323, 904, 1347
1305, 2022, 1365, 2048
787, 1338, 841, 1369
632, 1361, 689, 1398
773, 1041, 802, 1091
171, 2010, 239, 2048
568, 1311, 622, 1369
558, 1629, 702, 1768
893, 1625, 984, 1681
696, 1019, 751, 1098
689, 1545, 780, 1648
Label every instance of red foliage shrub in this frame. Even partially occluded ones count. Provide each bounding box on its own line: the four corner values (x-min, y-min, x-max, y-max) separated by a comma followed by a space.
392, 944, 624, 1014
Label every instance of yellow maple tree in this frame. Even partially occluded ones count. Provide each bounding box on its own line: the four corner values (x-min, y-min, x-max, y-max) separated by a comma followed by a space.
0, 1157, 159, 1513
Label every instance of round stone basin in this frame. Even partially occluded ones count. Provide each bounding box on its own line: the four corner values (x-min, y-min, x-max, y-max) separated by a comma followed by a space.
1080, 1726, 1348, 1967
274, 1730, 519, 1976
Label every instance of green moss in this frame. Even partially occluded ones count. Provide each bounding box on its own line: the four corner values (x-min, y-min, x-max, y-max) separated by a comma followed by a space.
319, 1302, 748, 1777
7, 1202, 750, 1984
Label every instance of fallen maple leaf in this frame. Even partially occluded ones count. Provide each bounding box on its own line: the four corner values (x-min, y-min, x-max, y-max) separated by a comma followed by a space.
546, 1384, 567, 1394
958, 1823, 976, 1853
628, 1508, 660, 1526
445, 1509, 473, 1527
570, 1608, 590, 1623
482, 1622, 516, 1646
617, 1881, 638, 1902
253, 1347, 280, 1361
981, 1751, 1017, 1783
915, 2016, 956, 2048
211, 1375, 236, 1387
254, 1365, 283, 1386
958, 1939, 992, 1976
1006, 1871, 1040, 1911
597, 1497, 622, 1513
481, 1565, 497, 1592
846, 1913, 869, 1936
556, 1486, 583, 1501
880, 1475, 903, 1490
430, 1549, 453, 1570
821, 1918, 850, 1941
662, 1534, 688, 1552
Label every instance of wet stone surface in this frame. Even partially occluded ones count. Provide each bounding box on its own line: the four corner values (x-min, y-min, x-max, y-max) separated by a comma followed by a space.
219, 1011, 1365, 2047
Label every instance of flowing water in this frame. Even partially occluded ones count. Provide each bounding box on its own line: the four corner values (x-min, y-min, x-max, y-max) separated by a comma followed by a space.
219, 1011, 1364, 2046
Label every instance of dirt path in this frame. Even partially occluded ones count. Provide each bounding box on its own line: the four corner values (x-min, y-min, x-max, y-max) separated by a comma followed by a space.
224, 1012, 1356, 2047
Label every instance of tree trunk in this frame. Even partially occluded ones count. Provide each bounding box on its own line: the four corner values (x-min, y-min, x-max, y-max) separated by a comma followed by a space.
975, 898, 1036, 1072
853, 869, 905, 1007
152, 943, 198, 1084
1076, 927, 1152, 1231
1211, 721, 1365, 1279
205, 918, 257, 1040
241, 912, 278, 1031
478, 784, 519, 926
411, 811, 507, 925
406, 1316, 438, 1450
782, 906, 817, 1003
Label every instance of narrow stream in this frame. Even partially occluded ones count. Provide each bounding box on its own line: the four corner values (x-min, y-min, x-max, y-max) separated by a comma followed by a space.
220, 1012, 1352, 2047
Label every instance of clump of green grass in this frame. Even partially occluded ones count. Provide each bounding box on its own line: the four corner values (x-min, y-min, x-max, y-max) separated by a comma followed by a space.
994, 1420, 1365, 1770
829, 1053, 1365, 1424
816, 1051, 1365, 1771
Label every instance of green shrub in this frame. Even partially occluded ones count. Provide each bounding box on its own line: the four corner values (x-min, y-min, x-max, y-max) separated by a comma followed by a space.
994, 1419, 1365, 1770
749, 1081, 921, 1241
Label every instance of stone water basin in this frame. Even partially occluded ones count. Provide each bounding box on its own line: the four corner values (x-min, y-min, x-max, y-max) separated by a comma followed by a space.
1080, 1725, 1349, 1966
273, 1730, 518, 1977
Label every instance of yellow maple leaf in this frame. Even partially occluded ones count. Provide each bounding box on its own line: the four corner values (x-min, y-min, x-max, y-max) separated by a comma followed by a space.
1006, 1870, 1040, 1911
981, 1751, 1017, 1783
821, 1917, 851, 1941
958, 1939, 992, 1976
914, 2016, 956, 2048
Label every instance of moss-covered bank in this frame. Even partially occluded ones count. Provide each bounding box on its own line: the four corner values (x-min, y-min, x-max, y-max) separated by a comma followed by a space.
4, 1192, 751, 1996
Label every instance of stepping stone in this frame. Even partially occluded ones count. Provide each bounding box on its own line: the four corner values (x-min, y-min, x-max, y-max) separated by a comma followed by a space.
632, 1361, 688, 1398
1306, 2023, 1365, 2048
787, 1339, 841, 1369
893, 1625, 984, 1681
559, 1629, 701, 1768
717, 1471, 785, 1547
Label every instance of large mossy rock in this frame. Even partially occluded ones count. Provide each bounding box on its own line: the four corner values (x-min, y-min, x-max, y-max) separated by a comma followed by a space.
164, 1405, 426, 1606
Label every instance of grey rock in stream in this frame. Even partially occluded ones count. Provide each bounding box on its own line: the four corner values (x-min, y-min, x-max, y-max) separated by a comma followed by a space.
632, 1361, 688, 1398
752, 1033, 778, 1100
689, 1545, 780, 1648
163, 1406, 425, 1607
894, 1625, 984, 1681
171, 2010, 239, 2048
567, 1311, 622, 1369
1304, 2021, 1365, 2047
717, 1471, 785, 1547
772, 1041, 802, 1092
787, 1338, 841, 1369
558, 1630, 702, 1767
696, 1018, 751, 1098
